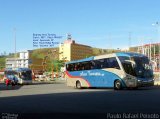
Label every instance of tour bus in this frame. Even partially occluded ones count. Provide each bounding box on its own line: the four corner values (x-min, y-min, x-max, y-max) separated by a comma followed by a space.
65, 52, 154, 90
3, 68, 32, 85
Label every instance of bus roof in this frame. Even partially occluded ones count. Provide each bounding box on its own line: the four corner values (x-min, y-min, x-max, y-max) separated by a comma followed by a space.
115, 52, 147, 57
66, 52, 147, 64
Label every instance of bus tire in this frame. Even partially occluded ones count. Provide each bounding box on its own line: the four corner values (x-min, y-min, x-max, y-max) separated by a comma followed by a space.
132, 87, 138, 90
114, 80, 122, 90
76, 81, 81, 89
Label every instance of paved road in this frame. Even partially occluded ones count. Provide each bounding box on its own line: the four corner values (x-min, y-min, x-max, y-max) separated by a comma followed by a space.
0, 83, 160, 119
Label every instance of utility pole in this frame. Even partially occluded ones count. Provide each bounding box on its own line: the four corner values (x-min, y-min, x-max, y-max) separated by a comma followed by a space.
141, 38, 144, 55
149, 39, 152, 60
154, 43, 156, 61
128, 32, 132, 51
14, 28, 16, 56
13, 28, 17, 68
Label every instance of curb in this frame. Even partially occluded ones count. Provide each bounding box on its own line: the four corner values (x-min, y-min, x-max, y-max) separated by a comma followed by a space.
154, 81, 160, 86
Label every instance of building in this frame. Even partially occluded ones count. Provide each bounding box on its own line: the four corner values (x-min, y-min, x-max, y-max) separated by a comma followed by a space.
130, 43, 160, 71
59, 34, 93, 61
6, 58, 18, 68
6, 50, 32, 68
17, 50, 32, 68
130, 43, 160, 59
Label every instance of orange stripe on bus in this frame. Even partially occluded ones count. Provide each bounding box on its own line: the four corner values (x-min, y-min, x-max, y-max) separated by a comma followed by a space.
66, 71, 91, 87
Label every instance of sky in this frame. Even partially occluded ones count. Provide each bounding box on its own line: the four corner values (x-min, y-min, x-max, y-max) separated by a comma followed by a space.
0, 0, 160, 54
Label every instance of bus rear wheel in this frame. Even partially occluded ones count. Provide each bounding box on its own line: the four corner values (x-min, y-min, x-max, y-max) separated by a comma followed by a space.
114, 80, 122, 90
76, 81, 81, 89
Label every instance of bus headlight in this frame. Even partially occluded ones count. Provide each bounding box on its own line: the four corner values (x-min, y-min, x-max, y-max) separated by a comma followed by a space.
120, 75, 125, 79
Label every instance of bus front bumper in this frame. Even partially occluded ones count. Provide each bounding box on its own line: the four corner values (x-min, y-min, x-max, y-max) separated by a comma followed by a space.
137, 80, 154, 87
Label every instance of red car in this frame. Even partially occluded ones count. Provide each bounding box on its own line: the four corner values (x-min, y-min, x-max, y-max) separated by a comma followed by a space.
5, 77, 16, 86
5, 78, 11, 86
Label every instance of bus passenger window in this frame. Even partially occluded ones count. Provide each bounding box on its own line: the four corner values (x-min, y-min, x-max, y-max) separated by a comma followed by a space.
78, 63, 83, 71
66, 64, 71, 71
112, 60, 120, 69
93, 60, 101, 69
74, 64, 77, 71
74, 63, 80, 71
84, 62, 91, 70
66, 64, 69, 71
106, 57, 120, 69
71, 64, 75, 71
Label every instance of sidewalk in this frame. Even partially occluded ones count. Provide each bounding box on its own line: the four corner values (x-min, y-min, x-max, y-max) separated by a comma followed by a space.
154, 71, 160, 85
0, 78, 66, 85
154, 81, 160, 86
32, 78, 66, 84
0, 79, 4, 84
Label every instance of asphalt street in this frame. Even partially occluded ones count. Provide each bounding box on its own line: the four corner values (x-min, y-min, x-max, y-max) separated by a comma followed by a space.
0, 83, 160, 119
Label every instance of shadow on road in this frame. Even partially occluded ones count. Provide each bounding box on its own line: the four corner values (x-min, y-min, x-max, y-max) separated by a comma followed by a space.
0, 85, 160, 119
0, 83, 23, 91
31, 81, 65, 85
0, 81, 65, 91
82, 85, 160, 91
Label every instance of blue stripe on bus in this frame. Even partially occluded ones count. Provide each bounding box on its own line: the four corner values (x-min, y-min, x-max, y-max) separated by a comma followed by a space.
68, 69, 126, 88
116, 52, 146, 57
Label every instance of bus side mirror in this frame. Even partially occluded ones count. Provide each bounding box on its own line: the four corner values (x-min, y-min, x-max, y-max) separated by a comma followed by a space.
124, 60, 135, 65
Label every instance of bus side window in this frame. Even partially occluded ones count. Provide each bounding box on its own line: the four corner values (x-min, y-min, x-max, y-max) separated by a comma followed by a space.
104, 57, 120, 69
104, 58, 109, 68
76, 63, 79, 70
84, 62, 91, 70
89, 62, 93, 70
97, 60, 103, 69
91, 61, 96, 69
109, 58, 120, 69
74, 64, 77, 71
67, 64, 74, 71
74, 63, 80, 71
78, 63, 85, 70
66, 64, 69, 71
81, 64, 85, 70
19, 73, 21, 78
78, 63, 81, 70
66, 64, 70, 71
91, 60, 100, 69
99, 59, 105, 68
71, 64, 75, 71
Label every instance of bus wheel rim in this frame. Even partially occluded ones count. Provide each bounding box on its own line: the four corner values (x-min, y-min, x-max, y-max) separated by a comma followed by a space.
116, 81, 120, 89
77, 82, 81, 88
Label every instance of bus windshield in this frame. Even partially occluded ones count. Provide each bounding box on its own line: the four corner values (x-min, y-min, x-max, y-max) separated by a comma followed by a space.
5, 68, 32, 80
20, 70, 32, 80
118, 56, 153, 78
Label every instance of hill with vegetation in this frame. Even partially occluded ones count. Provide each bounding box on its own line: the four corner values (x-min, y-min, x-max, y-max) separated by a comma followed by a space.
92, 47, 117, 56
0, 53, 18, 70
0, 47, 117, 71
30, 48, 60, 71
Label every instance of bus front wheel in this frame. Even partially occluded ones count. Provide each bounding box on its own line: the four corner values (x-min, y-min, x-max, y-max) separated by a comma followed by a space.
76, 81, 81, 89
114, 80, 122, 90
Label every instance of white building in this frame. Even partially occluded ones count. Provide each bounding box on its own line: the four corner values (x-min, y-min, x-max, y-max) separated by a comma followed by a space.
6, 58, 18, 68
6, 50, 32, 68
